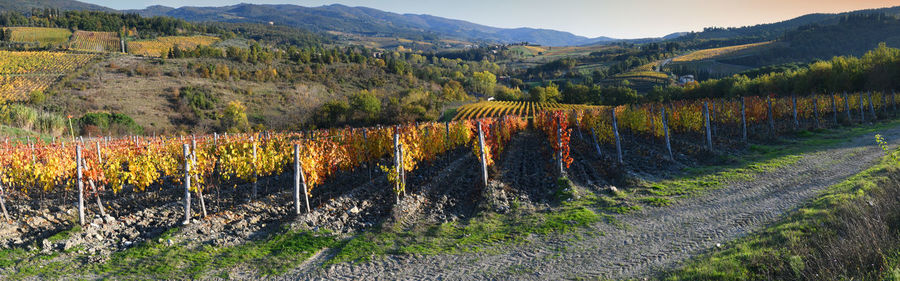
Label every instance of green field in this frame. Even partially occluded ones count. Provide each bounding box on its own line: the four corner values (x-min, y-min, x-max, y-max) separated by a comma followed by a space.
7, 27, 72, 46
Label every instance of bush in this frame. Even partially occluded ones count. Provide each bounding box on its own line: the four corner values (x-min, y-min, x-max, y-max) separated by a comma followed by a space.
28, 90, 46, 104
8, 104, 37, 131
222, 101, 249, 133
79, 112, 143, 135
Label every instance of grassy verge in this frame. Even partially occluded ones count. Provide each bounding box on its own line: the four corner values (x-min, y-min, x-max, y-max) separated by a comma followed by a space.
666, 152, 900, 280
94, 228, 337, 279
0, 227, 337, 280
0, 125, 53, 142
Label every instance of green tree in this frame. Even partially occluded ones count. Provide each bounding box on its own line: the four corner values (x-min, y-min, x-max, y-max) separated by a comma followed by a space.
441, 80, 466, 101
349, 90, 381, 123
470, 70, 497, 96
494, 85, 523, 101
317, 99, 350, 126
222, 100, 250, 133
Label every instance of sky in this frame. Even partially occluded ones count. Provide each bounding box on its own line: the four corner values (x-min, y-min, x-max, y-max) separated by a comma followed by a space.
82, 0, 900, 39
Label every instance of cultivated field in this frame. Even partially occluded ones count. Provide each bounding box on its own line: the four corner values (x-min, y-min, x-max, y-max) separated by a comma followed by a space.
0, 51, 97, 101
6, 27, 72, 46
126, 36, 220, 57
70, 31, 121, 52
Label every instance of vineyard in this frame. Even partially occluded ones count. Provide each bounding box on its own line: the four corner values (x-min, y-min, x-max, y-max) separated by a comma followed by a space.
126, 36, 220, 57
672, 41, 774, 62
69, 31, 121, 53
453, 101, 602, 120
6, 27, 72, 46
0, 51, 98, 101
0, 90, 897, 277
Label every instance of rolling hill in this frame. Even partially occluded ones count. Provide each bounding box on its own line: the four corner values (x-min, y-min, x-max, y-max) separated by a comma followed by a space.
128, 3, 618, 47
0, 0, 111, 12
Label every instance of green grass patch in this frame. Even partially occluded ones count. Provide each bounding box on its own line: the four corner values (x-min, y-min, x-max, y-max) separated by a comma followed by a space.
94, 227, 337, 279
46, 225, 82, 243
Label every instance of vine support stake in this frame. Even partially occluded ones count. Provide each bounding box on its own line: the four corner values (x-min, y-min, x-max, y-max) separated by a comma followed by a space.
892, 90, 896, 113
860, 92, 865, 123
741, 97, 747, 143
0, 177, 9, 222
831, 94, 837, 126
294, 143, 309, 215
192, 138, 206, 218
477, 122, 489, 187
95, 141, 102, 164
767, 98, 775, 138
590, 127, 602, 158
557, 115, 564, 175
76, 146, 85, 225
813, 96, 820, 129
399, 144, 406, 197
612, 108, 623, 164
182, 144, 191, 225
704, 102, 713, 150
791, 95, 799, 130
844, 92, 851, 124
393, 128, 401, 203
251, 138, 258, 200
662, 107, 673, 161
868, 91, 876, 121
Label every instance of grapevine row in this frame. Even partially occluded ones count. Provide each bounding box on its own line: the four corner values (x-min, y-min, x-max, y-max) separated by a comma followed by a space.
0, 116, 526, 224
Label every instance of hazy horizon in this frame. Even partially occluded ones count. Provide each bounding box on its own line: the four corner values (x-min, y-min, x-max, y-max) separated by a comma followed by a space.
82, 0, 900, 39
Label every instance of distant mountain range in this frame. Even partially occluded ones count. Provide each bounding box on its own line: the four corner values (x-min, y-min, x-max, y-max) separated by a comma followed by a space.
0, 0, 111, 12
2, 0, 900, 48
124, 3, 622, 46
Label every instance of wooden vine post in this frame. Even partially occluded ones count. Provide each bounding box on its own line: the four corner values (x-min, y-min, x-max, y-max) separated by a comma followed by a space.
393, 127, 401, 203
710, 102, 716, 136
182, 144, 191, 225
892, 90, 897, 113
590, 127, 602, 157
703, 101, 712, 150
251, 138, 258, 199
882, 90, 888, 115
0, 175, 8, 222
767, 98, 775, 137
89, 141, 107, 219
76, 146, 85, 225
844, 92, 851, 123
813, 96, 820, 128
399, 144, 406, 197
294, 143, 309, 214
868, 92, 876, 120
859, 92, 865, 123
791, 95, 799, 130
477, 121, 489, 187
612, 108, 623, 164
192, 138, 207, 218
557, 115, 565, 175
741, 97, 747, 143
831, 94, 838, 125
662, 107, 673, 160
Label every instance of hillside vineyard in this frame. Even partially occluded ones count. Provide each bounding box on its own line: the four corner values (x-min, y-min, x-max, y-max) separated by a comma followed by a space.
0, 90, 894, 225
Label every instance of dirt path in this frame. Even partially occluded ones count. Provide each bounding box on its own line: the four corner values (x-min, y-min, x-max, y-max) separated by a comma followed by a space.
291, 123, 900, 280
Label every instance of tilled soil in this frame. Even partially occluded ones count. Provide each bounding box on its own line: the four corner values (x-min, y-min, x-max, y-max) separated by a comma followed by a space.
282, 123, 900, 280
